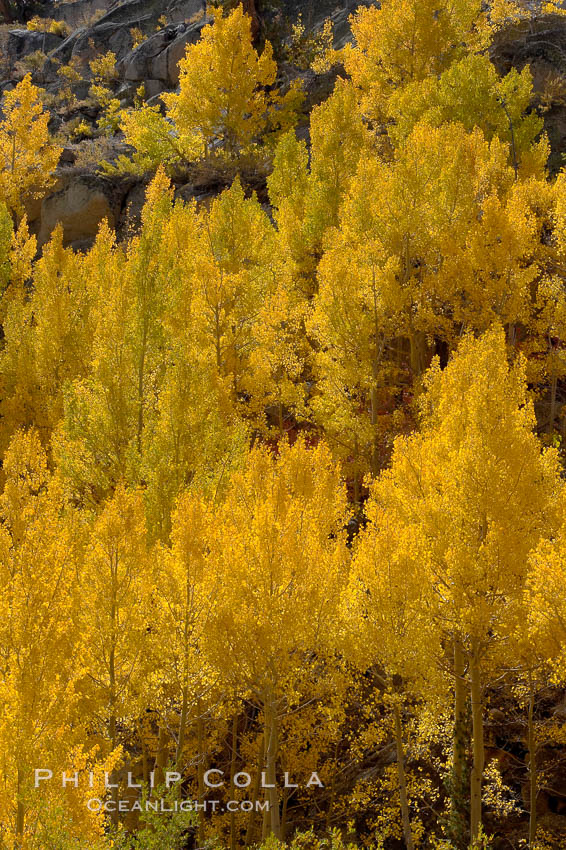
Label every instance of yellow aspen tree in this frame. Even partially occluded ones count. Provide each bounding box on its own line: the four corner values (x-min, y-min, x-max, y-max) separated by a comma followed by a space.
157, 492, 214, 770
309, 121, 533, 484
522, 490, 566, 846
118, 5, 302, 170
51, 222, 130, 501
527, 494, 566, 690
204, 439, 350, 838
0, 75, 61, 221
242, 281, 308, 436
343, 0, 486, 123
0, 227, 92, 460
0, 220, 38, 461
344, 511, 442, 850
0, 202, 13, 291
54, 171, 173, 501
142, 355, 246, 541
387, 53, 545, 173
0, 429, 81, 847
163, 5, 301, 160
370, 327, 560, 844
308, 229, 400, 482
181, 178, 280, 390
530, 170, 566, 441
155, 490, 227, 845
78, 483, 154, 826
268, 80, 371, 296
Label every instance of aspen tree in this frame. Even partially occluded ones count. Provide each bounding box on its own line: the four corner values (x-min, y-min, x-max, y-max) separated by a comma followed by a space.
344, 512, 441, 850
388, 54, 544, 169
0, 75, 61, 221
79, 484, 154, 825
268, 81, 371, 296
118, 5, 302, 170
181, 178, 280, 389
54, 171, 173, 500
344, 0, 486, 123
370, 327, 560, 843
204, 440, 350, 838
0, 430, 80, 847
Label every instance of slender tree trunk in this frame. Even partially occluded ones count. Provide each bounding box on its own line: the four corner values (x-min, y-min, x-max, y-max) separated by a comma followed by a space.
137, 321, 148, 453
142, 737, 149, 786
15, 766, 24, 849
153, 724, 169, 790
0, 1, 13, 23
469, 641, 485, 845
230, 715, 239, 850
245, 735, 265, 847
370, 271, 382, 476
109, 571, 119, 826
197, 699, 206, 846
176, 682, 189, 769
264, 695, 281, 838
281, 787, 289, 841
370, 383, 379, 476
527, 672, 537, 848
409, 328, 426, 377
261, 805, 269, 841
393, 702, 415, 850
452, 636, 468, 846
549, 369, 557, 438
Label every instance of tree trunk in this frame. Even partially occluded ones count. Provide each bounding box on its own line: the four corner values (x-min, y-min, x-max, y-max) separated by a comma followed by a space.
264, 695, 281, 838
244, 735, 265, 847
137, 320, 148, 453
409, 328, 427, 376
527, 672, 537, 848
469, 641, 485, 845
109, 578, 119, 826
15, 766, 24, 849
176, 683, 189, 769
281, 787, 289, 841
242, 0, 260, 40
549, 369, 557, 437
451, 636, 468, 847
197, 699, 206, 846
153, 724, 169, 790
230, 715, 239, 850
393, 702, 415, 850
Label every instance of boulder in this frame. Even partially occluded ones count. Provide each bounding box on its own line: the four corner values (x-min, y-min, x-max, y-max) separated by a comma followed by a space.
118, 19, 206, 86
38, 174, 117, 246
143, 78, 166, 99
7, 28, 62, 61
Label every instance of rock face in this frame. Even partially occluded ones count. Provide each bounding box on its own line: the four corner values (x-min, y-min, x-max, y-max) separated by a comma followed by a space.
42, 0, 112, 30
7, 27, 63, 61
117, 18, 206, 86
46, 0, 203, 67
38, 173, 134, 247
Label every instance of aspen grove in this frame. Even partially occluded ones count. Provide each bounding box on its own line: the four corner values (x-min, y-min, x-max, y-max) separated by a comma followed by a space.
3, 1, 566, 848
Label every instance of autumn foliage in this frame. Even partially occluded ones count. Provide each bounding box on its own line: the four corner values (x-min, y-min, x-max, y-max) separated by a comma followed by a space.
3, 2, 566, 849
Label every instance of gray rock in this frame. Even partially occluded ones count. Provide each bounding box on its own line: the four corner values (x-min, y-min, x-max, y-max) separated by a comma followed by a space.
143, 78, 166, 99
7, 28, 62, 61
118, 19, 206, 86
41, 0, 112, 30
